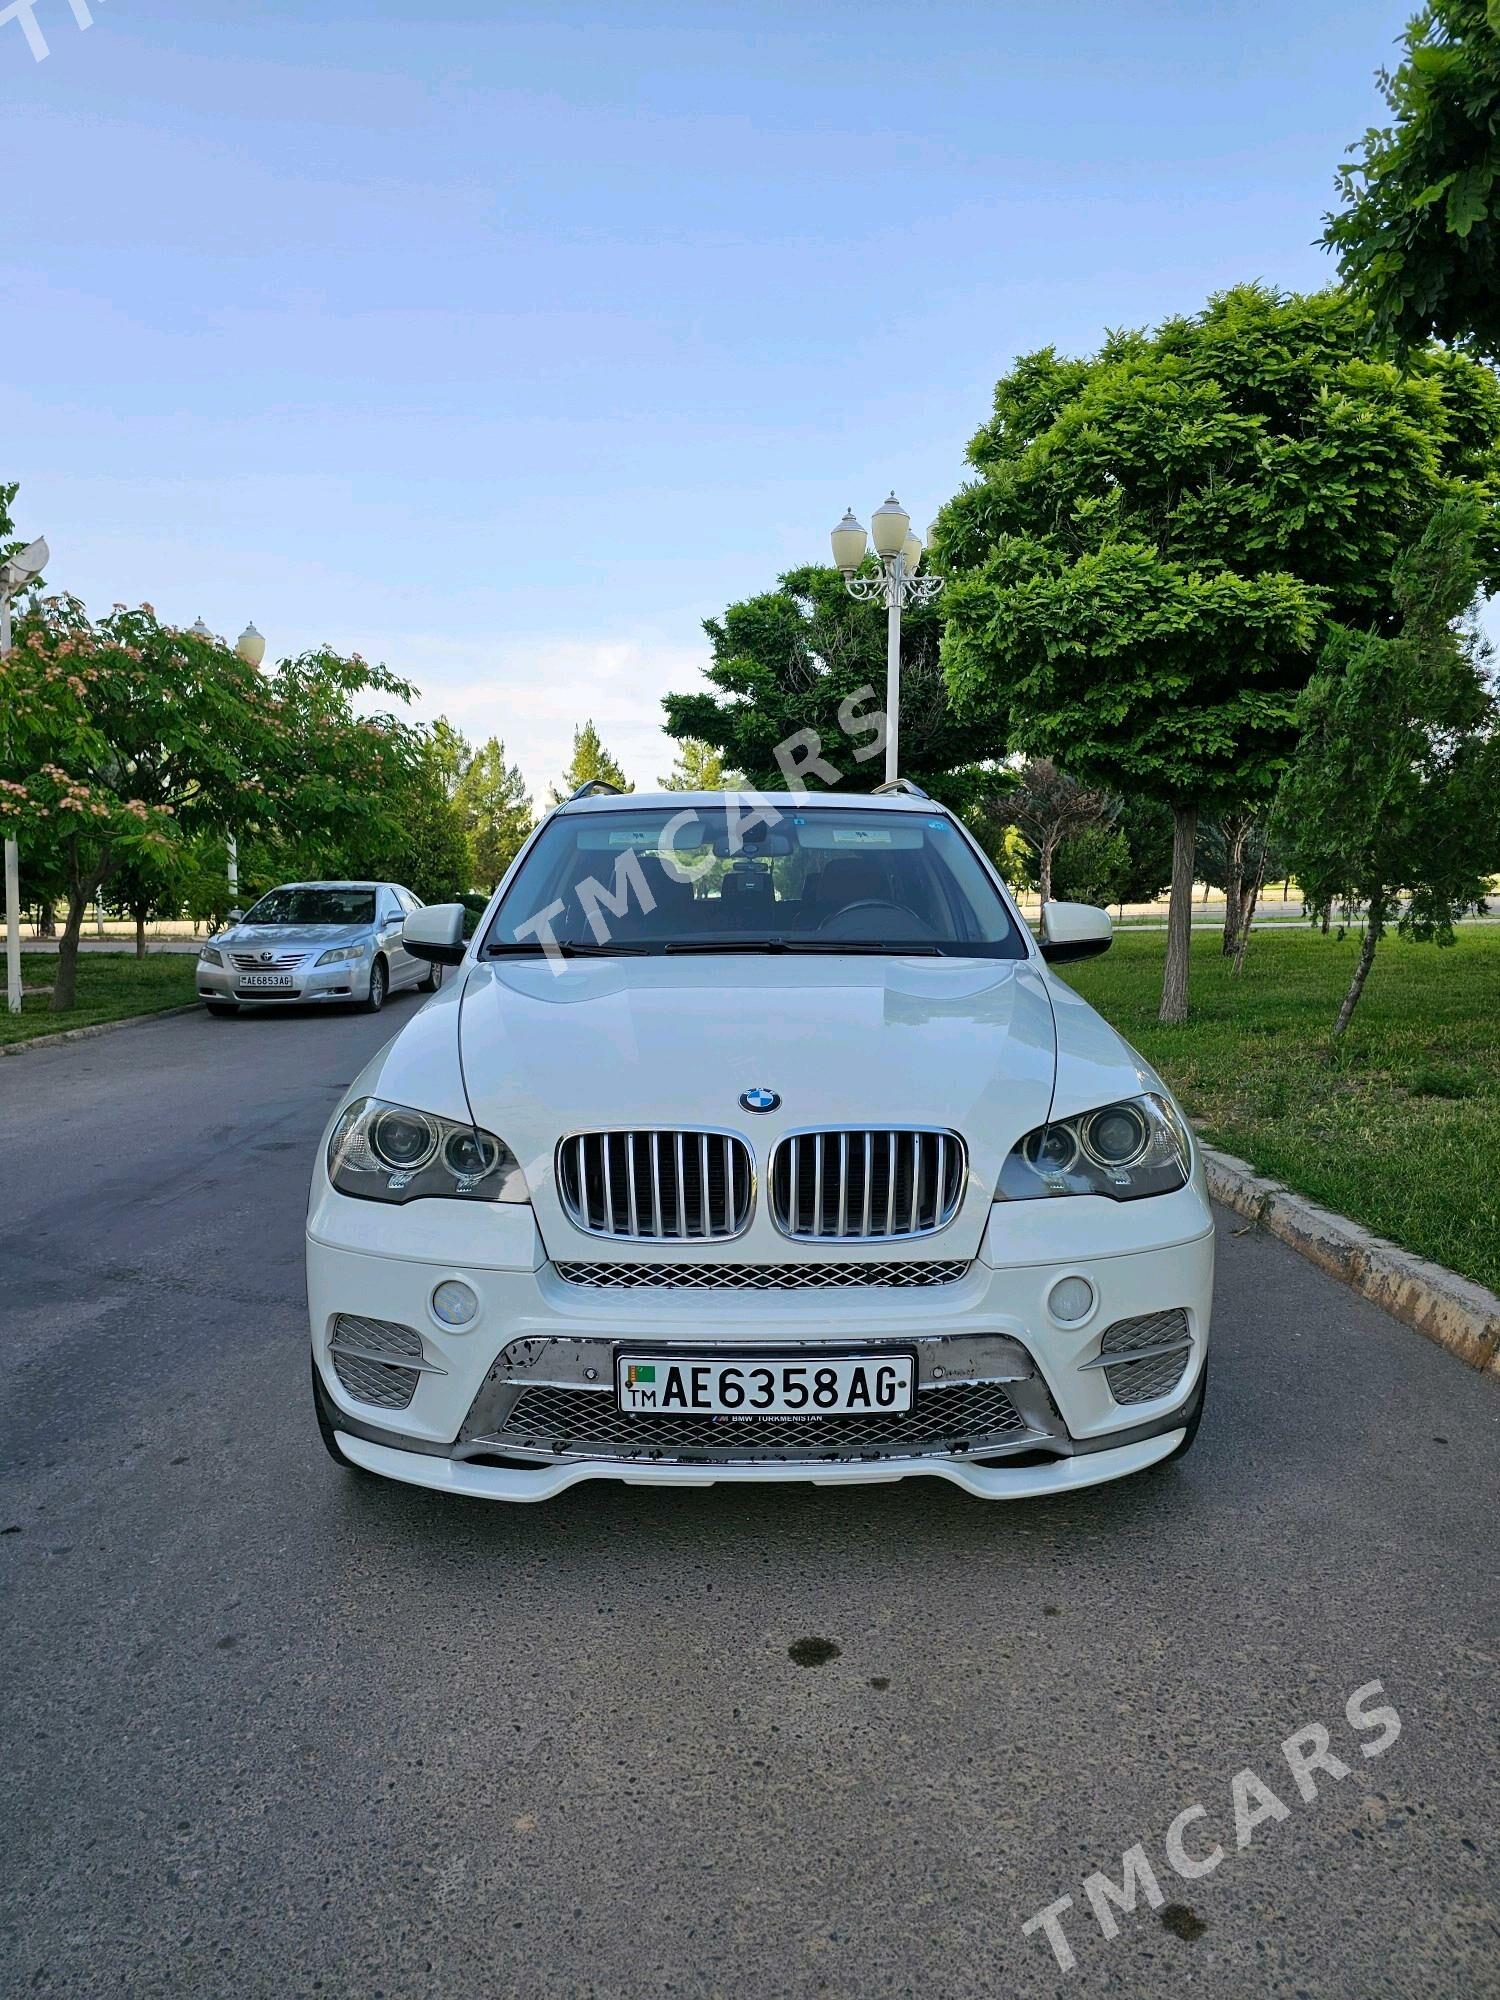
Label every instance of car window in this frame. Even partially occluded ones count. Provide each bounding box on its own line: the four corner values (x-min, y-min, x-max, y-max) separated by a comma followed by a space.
240, 888, 377, 926
484, 805, 1025, 958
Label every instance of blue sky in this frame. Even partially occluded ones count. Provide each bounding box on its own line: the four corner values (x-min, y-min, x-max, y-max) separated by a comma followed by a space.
1, 0, 1421, 798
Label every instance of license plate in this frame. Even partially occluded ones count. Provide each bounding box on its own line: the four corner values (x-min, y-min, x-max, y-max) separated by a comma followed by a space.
237, 973, 295, 991
616, 1353, 914, 1418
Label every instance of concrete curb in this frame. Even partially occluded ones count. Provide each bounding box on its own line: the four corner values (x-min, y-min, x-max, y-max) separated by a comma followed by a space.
0, 1004, 200, 1058
1202, 1145, 1500, 1378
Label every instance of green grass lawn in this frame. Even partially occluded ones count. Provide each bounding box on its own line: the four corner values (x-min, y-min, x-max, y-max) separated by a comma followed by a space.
0, 952, 198, 1049
1063, 926, 1500, 1292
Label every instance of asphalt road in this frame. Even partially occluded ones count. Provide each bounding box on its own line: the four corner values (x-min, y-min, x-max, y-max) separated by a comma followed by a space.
2, 1000, 1497, 2000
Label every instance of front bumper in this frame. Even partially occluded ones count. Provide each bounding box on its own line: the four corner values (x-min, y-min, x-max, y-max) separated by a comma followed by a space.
197, 955, 371, 1007
307, 1178, 1215, 1502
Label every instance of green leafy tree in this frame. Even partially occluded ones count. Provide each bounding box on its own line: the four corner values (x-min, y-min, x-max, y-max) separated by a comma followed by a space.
550, 720, 632, 803
977, 758, 1117, 906
938, 283, 1500, 1022
1, 479, 28, 571
1048, 823, 1134, 909
1281, 501, 1500, 1038
1111, 797, 1176, 907
1196, 811, 1286, 955
456, 736, 533, 887
1324, 1, 1500, 358
427, 715, 476, 798
361, 762, 473, 904
659, 737, 742, 790
664, 563, 1002, 806
0, 600, 421, 1008
104, 845, 195, 957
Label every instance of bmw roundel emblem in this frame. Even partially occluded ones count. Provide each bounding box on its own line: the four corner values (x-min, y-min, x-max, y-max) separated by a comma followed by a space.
739, 1087, 781, 1114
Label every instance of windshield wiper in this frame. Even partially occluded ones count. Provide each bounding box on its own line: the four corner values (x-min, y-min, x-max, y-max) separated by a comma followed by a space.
485, 940, 652, 958
663, 938, 792, 954
663, 937, 943, 956
784, 941, 943, 955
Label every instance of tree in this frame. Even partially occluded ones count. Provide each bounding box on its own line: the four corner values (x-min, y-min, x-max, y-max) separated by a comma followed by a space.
456, 737, 533, 887
550, 720, 631, 803
0, 599, 421, 1009
938, 283, 1500, 1022
1324, 1, 1500, 359
1048, 823, 1133, 909
664, 563, 1003, 806
105, 845, 193, 957
659, 738, 741, 791
360, 760, 473, 904
427, 715, 476, 798
1111, 797, 1175, 908
1282, 502, 1499, 1039
1194, 810, 1287, 956
978, 758, 1117, 906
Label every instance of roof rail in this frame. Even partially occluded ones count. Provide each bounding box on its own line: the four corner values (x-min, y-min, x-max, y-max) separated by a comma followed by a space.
872, 777, 930, 799
564, 779, 624, 802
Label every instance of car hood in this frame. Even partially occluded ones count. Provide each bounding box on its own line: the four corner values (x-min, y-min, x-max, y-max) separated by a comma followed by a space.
457, 954, 1060, 1263
218, 923, 369, 953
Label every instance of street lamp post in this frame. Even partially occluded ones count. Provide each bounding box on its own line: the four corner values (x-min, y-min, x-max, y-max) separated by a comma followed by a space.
830, 495, 943, 785
1, 535, 49, 1014
194, 618, 264, 914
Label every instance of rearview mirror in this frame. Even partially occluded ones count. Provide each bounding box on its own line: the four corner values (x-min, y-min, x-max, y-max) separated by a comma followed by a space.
402, 902, 468, 966
1038, 900, 1112, 964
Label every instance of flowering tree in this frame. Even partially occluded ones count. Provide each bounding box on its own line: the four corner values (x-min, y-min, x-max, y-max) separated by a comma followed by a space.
0, 597, 420, 1009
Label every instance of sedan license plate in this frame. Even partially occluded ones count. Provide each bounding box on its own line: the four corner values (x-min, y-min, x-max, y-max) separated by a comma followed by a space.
236, 972, 295, 991
616, 1353, 914, 1418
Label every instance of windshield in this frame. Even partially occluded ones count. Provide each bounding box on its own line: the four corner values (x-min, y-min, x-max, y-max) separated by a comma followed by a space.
485, 805, 1025, 958
241, 887, 377, 927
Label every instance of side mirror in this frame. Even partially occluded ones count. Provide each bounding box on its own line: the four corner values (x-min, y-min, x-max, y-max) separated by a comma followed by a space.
401, 902, 468, 966
1038, 900, 1112, 964
227, 908, 244, 925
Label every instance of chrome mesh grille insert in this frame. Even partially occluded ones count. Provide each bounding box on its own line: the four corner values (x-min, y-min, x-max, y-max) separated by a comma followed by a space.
1098, 1309, 1193, 1406
769, 1129, 966, 1241
557, 1130, 753, 1240
230, 950, 306, 971
480, 1381, 1028, 1461
329, 1313, 424, 1410
552, 1258, 971, 1291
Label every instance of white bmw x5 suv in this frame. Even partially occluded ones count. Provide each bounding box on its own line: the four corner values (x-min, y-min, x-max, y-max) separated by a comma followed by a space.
306, 785, 1214, 1502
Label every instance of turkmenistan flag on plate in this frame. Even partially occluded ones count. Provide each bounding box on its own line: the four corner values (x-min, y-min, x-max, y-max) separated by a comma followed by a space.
626, 1363, 656, 1388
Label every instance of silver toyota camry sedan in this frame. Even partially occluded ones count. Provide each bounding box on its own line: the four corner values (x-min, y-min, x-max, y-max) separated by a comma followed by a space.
195, 880, 440, 1015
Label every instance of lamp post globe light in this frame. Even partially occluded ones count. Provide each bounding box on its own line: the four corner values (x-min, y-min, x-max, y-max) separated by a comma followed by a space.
1, 535, 49, 1015
829, 495, 944, 785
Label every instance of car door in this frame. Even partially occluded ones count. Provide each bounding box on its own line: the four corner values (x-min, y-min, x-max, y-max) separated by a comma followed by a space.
377, 889, 413, 987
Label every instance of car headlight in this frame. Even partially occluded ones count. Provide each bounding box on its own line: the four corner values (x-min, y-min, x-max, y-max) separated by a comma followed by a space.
199, 945, 223, 966
316, 943, 366, 966
328, 1096, 529, 1205
997, 1093, 1189, 1202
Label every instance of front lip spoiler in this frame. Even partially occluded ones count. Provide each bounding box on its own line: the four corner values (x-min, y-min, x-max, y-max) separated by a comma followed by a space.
333, 1427, 1186, 1500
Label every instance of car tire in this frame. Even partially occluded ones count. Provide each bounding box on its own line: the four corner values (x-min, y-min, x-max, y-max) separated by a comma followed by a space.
1148, 1359, 1208, 1470
311, 1353, 374, 1477
363, 956, 388, 1013
204, 1001, 238, 1017
419, 961, 443, 993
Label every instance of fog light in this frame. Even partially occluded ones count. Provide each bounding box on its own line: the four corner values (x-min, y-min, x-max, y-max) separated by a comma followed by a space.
1048, 1276, 1096, 1324
431, 1279, 478, 1327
